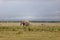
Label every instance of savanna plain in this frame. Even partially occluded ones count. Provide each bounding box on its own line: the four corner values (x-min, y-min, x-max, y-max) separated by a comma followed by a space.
0, 22, 60, 40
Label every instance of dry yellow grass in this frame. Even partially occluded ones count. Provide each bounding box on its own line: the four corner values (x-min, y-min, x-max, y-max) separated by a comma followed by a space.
0, 22, 60, 40
0, 31, 60, 40
0, 22, 60, 26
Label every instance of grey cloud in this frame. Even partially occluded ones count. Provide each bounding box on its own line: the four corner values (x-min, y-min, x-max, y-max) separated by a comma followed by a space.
0, 0, 60, 21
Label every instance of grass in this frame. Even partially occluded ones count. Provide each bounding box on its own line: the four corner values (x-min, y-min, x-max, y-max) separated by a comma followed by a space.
0, 31, 60, 40
0, 26, 60, 32
0, 23, 60, 40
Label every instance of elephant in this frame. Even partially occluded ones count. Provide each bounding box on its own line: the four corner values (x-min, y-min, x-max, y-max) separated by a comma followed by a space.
20, 20, 30, 26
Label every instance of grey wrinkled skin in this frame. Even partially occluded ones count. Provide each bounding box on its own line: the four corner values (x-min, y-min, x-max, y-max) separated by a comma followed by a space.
20, 20, 30, 26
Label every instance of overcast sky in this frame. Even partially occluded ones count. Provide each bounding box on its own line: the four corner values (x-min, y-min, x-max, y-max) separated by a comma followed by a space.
0, 0, 60, 21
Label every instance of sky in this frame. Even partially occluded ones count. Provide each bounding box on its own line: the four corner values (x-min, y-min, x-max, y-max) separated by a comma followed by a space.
0, 0, 60, 21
